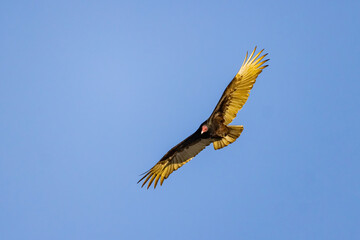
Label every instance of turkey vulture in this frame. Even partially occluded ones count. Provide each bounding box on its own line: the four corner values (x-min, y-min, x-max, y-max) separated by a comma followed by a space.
138, 47, 269, 189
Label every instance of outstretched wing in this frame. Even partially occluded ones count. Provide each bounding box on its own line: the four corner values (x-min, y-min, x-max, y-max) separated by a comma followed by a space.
210, 47, 269, 125
138, 131, 213, 189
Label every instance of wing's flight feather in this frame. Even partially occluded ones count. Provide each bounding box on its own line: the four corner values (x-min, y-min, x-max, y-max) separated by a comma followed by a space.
210, 47, 269, 125
138, 132, 213, 189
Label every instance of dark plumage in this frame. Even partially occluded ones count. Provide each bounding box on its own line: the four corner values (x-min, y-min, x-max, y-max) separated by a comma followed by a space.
138, 47, 269, 189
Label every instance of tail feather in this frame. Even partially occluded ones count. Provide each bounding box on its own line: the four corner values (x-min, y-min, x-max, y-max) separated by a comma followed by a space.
213, 125, 244, 150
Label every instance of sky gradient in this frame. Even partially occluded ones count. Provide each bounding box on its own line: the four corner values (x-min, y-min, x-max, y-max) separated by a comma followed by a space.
1, 1, 360, 239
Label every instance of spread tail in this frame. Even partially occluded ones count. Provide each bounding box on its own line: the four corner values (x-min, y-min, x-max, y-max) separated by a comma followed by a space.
213, 125, 244, 150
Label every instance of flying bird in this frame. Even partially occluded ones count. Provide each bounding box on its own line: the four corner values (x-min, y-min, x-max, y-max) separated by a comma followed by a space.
138, 47, 269, 189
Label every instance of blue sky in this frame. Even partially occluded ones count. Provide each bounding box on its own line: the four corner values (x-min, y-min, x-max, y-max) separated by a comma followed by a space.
1, 1, 360, 239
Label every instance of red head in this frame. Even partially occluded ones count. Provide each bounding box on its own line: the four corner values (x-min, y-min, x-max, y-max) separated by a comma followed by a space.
201, 125, 208, 134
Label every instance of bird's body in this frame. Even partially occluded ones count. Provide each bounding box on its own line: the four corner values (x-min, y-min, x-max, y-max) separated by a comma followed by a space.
138, 47, 269, 188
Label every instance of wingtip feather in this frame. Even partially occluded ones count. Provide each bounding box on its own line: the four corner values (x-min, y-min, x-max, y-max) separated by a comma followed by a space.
147, 174, 156, 189
250, 49, 264, 64
160, 175, 165, 186
154, 174, 161, 189
242, 51, 249, 66
245, 48, 256, 65
141, 173, 152, 188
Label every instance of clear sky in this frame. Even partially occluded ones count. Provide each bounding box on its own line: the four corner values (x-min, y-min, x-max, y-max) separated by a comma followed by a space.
1, 1, 360, 239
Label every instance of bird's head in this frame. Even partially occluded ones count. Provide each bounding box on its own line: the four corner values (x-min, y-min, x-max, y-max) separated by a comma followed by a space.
201, 124, 208, 134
